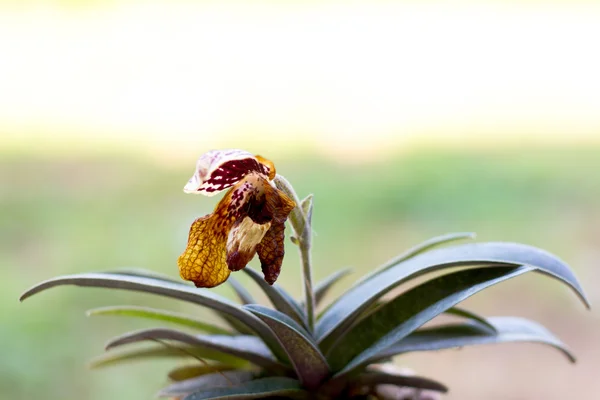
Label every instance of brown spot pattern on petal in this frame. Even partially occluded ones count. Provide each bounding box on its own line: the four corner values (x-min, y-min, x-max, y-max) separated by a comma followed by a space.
255, 155, 276, 180
178, 178, 258, 288
256, 219, 287, 285
256, 184, 296, 285
178, 158, 295, 287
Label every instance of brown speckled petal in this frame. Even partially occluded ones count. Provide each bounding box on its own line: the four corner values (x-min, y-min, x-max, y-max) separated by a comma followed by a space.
257, 219, 287, 285
256, 183, 296, 285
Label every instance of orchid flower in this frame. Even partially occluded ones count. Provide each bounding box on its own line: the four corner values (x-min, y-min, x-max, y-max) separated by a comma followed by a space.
177, 149, 296, 288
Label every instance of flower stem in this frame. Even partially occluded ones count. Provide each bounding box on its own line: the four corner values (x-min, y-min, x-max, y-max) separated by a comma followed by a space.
274, 175, 316, 332
298, 238, 315, 331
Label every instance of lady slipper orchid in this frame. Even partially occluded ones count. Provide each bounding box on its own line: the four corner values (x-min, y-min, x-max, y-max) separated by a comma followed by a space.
177, 149, 296, 288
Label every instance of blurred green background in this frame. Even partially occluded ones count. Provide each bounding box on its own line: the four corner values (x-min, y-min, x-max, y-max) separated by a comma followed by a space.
2, 1, 600, 399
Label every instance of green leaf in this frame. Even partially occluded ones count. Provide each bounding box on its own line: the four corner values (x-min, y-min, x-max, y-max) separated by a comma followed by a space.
244, 305, 330, 390
242, 267, 307, 328
159, 370, 255, 397
104, 328, 291, 374
354, 232, 476, 285
444, 307, 496, 333
328, 266, 531, 374
221, 315, 257, 336
378, 316, 576, 363
314, 268, 352, 307
183, 377, 307, 400
106, 269, 257, 334
89, 345, 247, 369
355, 371, 448, 393
105, 267, 188, 285
19, 273, 288, 362
228, 277, 256, 305
317, 242, 589, 350
86, 305, 232, 335
168, 364, 235, 381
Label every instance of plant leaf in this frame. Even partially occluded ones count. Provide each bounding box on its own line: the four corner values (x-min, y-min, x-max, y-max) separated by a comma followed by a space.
314, 268, 352, 307
89, 345, 247, 369
328, 265, 531, 375
228, 277, 256, 305
19, 273, 288, 361
104, 328, 291, 374
244, 304, 330, 390
444, 307, 496, 333
159, 370, 255, 397
183, 377, 307, 400
106, 269, 257, 334
377, 316, 576, 363
221, 314, 257, 336
105, 267, 188, 285
242, 267, 306, 327
317, 242, 589, 350
86, 305, 232, 335
354, 232, 476, 285
355, 371, 448, 393
168, 364, 235, 381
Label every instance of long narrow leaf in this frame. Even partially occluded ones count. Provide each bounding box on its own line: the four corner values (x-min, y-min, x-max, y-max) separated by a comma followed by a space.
354, 232, 476, 285
355, 371, 448, 393
339, 300, 495, 335
183, 377, 307, 400
89, 345, 246, 369
444, 307, 496, 333
105, 268, 188, 285
244, 305, 329, 390
221, 314, 256, 336
317, 242, 589, 350
168, 364, 235, 382
314, 268, 352, 307
377, 316, 576, 362
242, 267, 306, 327
328, 266, 531, 375
19, 273, 288, 361
106, 269, 256, 333
86, 305, 232, 335
159, 370, 255, 397
228, 277, 256, 305
104, 328, 291, 374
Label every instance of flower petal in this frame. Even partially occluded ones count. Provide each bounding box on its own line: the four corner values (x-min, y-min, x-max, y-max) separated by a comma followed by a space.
183, 149, 274, 196
178, 215, 231, 288
178, 177, 261, 287
256, 183, 296, 285
179, 153, 294, 287
257, 220, 287, 285
227, 217, 271, 272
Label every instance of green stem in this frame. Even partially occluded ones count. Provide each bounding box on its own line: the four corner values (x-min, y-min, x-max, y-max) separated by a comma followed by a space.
299, 238, 315, 332
274, 175, 316, 332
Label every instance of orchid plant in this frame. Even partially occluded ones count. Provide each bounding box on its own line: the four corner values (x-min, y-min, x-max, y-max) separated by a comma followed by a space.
20, 149, 590, 399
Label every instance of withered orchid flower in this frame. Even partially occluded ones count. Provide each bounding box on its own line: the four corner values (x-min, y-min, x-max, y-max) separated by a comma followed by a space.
178, 149, 296, 288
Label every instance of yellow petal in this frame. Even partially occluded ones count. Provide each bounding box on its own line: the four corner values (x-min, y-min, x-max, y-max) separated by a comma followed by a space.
177, 214, 231, 288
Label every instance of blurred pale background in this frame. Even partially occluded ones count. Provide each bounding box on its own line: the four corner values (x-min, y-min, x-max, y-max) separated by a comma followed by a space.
2, 1, 599, 399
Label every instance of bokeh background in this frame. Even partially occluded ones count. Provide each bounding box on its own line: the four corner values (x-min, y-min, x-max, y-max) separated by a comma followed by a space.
2, 1, 599, 399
